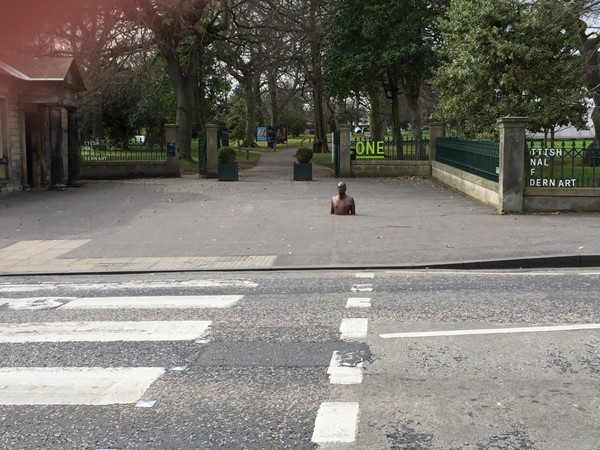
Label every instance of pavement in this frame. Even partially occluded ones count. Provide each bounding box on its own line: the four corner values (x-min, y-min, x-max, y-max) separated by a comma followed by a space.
1, 147, 600, 275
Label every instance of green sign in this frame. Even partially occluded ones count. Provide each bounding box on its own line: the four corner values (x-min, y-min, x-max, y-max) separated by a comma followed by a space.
355, 141, 385, 159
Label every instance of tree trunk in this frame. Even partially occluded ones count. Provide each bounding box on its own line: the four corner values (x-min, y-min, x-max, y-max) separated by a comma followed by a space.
389, 85, 403, 157
312, 73, 327, 153
254, 72, 265, 126
175, 79, 195, 160
161, 45, 198, 161
401, 75, 424, 159
242, 73, 257, 147
579, 21, 600, 148
309, 1, 327, 153
267, 71, 278, 128
368, 88, 384, 141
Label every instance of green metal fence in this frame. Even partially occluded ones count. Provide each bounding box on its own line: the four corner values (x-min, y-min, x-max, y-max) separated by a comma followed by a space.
81, 140, 166, 163
527, 140, 600, 188
351, 136, 429, 161
436, 137, 499, 182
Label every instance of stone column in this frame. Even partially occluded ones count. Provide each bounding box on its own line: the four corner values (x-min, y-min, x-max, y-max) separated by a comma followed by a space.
49, 106, 66, 190
67, 108, 82, 187
498, 117, 528, 213
428, 121, 445, 163
338, 124, 352, 177
206, 123, 219, 179
164, 124, 180, 177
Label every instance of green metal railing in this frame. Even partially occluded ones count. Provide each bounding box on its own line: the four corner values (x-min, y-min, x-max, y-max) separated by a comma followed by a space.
81, 140, 166, 163
351, 136, 429, 161
527, 140, 600, 188
436, 137, 499, 182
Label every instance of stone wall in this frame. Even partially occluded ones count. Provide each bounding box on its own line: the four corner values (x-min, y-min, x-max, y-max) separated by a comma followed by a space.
81, 162, 178, 180
351, 160, 430, 177
431, 161, 499, 208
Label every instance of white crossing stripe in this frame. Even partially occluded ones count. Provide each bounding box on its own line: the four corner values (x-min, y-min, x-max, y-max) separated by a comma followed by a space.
0, 320, 211, 343
340, 318, 369, 340
351, 284, 373, 292
346, 297, 371, 308
59, 295, 243, 309
327, 351, 363, 384
311, 402, 359, 443
355, 272, 374, 279
0, 279, 258, 293
380, 323, 600, 339
3, 298, 64, 310
0, 367, 165, 405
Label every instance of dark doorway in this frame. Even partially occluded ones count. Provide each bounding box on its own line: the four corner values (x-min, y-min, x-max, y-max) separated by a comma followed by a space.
25, 111, 43, 187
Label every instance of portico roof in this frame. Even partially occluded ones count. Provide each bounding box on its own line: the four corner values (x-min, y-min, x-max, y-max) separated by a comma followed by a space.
0, 57, 85, 90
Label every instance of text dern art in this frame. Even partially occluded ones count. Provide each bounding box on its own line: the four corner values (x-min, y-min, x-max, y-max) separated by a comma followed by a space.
528, 148, 577, 188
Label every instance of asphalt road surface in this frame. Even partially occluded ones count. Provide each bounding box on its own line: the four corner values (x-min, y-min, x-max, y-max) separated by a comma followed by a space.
1, 269, 599, 450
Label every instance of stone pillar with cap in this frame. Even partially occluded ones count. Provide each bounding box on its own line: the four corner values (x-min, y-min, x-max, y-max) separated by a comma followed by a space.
498, 117, 528, 213
338, 124, 352, 177
206, 123, 219, 178
428, 121, 445, 164
165, 124, 180, 177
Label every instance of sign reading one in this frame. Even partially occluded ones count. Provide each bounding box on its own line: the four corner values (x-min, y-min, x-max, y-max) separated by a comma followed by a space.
528, 148, 577, 188
355, 141, 385, 160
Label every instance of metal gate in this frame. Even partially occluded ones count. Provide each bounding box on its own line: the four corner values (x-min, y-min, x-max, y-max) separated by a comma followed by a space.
198, 130, 207, 175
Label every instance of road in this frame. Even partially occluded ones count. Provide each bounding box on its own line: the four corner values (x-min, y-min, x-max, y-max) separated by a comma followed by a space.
1, 269, 600, 450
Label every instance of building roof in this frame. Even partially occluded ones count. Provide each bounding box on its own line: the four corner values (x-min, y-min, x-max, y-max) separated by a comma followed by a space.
0, 56, 85, 90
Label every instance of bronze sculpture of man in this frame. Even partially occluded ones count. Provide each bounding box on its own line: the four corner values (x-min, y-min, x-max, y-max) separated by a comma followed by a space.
330, 182, 356, 215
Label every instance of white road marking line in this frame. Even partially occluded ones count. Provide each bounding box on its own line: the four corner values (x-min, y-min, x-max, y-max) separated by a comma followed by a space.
3, 298, 67, 310
346, 297, 371, 308
135, 399, 157, 408
311, 402, 359, 443
384, 270, 567, 276
327, 351, 363, 384
351, 284, 373, 292
0, 279, 258, 293
340, 318, 368, 340
0, 367, 164, 405
380, 323, 600, 339
0, 320, 211, 343
355, 272, 374, 279
60, 295, 243, 309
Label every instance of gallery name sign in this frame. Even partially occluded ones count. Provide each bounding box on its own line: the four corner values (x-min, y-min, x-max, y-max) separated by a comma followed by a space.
355, 141, 385, 159
528, 148, 577, 188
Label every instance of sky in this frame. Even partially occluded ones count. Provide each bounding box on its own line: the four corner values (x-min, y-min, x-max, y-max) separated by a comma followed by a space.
0, 0, 123, 53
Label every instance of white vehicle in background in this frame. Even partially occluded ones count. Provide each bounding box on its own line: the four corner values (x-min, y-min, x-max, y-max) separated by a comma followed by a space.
353, 125, 371, 137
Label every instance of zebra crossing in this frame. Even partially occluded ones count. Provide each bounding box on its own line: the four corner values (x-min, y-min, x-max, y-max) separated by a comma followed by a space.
0, 273, 376, 448
0, 281, 247, 407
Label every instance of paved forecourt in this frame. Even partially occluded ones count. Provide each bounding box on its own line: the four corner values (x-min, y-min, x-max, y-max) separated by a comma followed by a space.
0, 240, 277, 274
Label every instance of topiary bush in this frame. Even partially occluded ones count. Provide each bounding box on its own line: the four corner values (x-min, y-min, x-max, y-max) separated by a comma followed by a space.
218, 146, 237, 164
295, 147, 313, 164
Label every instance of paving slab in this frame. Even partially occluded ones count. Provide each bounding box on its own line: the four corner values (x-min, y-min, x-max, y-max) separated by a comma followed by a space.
0, 148, 599, 274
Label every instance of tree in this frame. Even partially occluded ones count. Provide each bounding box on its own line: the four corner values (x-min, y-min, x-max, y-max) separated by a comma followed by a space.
578, 16, 600, 147
435, 0, 587, 138
272, 0, 334, 153
224, 87, 247, 142
325, 0, 445, 147
120, 0, 230, 160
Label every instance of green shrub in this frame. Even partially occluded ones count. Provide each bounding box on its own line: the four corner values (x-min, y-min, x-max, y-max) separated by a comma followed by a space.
295, 146, 313, 164
218, 146, 237, 164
